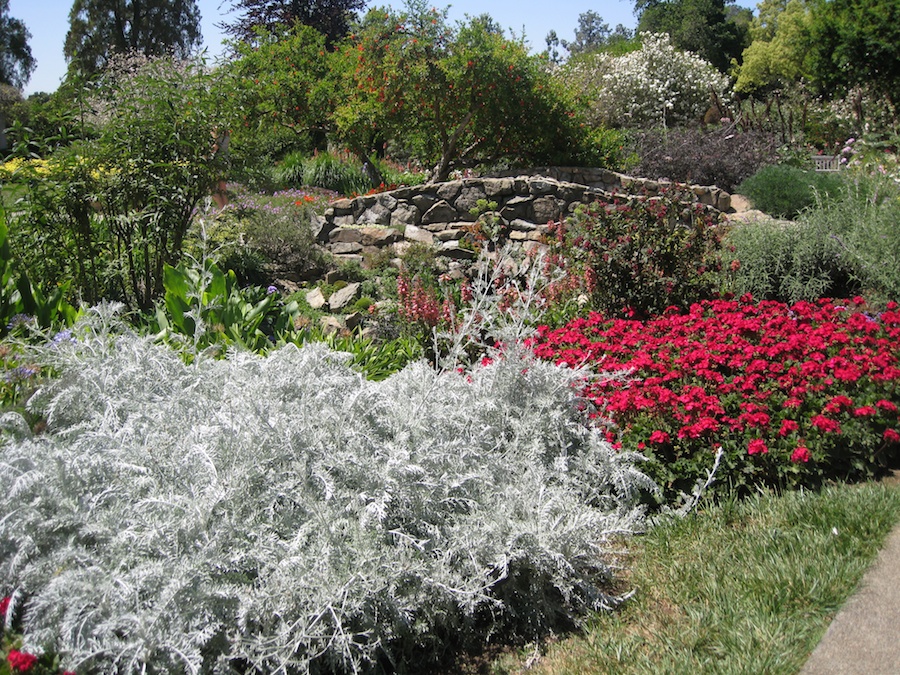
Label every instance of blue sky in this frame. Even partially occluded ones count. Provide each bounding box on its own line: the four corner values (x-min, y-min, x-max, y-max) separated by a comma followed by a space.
9, 0, 639, 95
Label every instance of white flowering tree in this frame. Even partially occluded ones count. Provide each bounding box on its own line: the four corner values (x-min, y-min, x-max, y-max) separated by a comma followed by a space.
558, 32, 730, 129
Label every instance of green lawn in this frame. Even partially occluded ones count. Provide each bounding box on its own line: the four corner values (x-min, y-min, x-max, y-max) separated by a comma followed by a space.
487, 477, 900, 675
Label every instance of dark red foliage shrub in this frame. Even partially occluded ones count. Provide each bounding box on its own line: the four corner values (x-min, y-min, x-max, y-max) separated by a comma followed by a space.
629, 126, 780, 192
545, 190, 724, 319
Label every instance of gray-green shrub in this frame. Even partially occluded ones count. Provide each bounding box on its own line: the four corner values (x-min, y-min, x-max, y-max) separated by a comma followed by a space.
189, 196, 327, 287
0, 304, 652, 673
724, 174, 900, 303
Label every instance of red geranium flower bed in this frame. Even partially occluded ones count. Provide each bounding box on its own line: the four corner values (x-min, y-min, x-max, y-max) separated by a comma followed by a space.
532, 295, 900, 499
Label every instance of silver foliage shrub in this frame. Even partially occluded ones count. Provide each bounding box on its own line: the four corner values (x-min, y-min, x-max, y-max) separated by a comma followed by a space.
0, 302, 653, 673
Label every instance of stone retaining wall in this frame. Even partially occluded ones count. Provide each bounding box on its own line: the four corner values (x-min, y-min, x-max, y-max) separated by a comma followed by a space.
318, 170, 732, 265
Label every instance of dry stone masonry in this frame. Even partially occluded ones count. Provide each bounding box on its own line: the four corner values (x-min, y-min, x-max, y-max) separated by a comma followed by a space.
318, 168, 732, 266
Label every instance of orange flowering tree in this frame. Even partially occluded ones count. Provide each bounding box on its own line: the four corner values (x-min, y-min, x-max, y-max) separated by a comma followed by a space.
331, 1, 600, 182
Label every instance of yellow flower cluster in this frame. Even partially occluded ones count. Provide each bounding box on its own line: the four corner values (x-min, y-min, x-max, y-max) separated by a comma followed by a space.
0, 156, 114, 182
0, 157, 52, 179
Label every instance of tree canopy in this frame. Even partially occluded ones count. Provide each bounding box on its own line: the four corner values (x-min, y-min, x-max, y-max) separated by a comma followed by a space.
556, 32, 729, 129
220, 0, 365, 46
226, 23, 332, 144
805, 0, 900, 102
634, 0, 749, 72
734, 0, 900, 102
64, 0, 202, 77
734, 0, 813, 93
0, 0, 36, 89
330, 2, 599, 182
546, 12, 635, 63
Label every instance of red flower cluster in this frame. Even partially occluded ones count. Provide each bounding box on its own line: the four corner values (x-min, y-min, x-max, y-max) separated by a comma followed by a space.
1, 595, 76, 674
7, 650, 38, 673
532, 296, 900, 492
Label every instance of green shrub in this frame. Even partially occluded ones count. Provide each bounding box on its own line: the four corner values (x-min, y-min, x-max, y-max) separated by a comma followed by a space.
301, 151, 371, 196
396, 242, 439, 282
736, 164, 847, 220
306, 328, 423, 381
152, 255, 301, 355
557, 32, 729, 129
271, 149, 306, 187
350, 296, 374, 313
722, 219, 853, 303
189, 189, 328, 287
3, 152, 119, 306
547, 190, 724, 318
805, 175, 900, 304
0, 203, 77, 336
375, 157, 429, 187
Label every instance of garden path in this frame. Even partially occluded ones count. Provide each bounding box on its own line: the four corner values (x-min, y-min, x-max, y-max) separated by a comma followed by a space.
800, 471, 900, 674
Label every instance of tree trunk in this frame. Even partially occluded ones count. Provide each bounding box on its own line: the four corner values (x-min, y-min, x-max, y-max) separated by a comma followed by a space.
352, 147, 384, 189
429, 111, 473, 183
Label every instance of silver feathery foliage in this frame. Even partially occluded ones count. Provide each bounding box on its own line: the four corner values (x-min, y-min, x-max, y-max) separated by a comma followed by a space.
0, 292, 654, 673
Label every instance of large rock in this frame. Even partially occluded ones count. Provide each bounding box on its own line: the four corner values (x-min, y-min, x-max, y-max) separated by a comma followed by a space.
532, 196, 563, 224
403, 223, 435, 245
345, 311, 365, 331
330, 227, 363, 244
716, 191, 732, 212
557, 182, 586, 203
391, 203, 421, 226
483, 178, 515, 199
528, 178, 558, 195
306, 287, 327, 310
331, 215, 355, 228
436, 182, 461, 202
435, 228, 464, 242
421, 200, 459, 225
411, 193, 439, 212
358, 203, 392, 226
377, 193, 399, 210
455, 185, 489, 220
499, 195, 533, 221
358, 226, 401, 247
331, 241, 363, 255
438, 241, 475, 260
310, 214, 333, 242
319, 315, 344, 335
329, 282, 361, 310
509, 229, 545, 242
329, 198, 355, 216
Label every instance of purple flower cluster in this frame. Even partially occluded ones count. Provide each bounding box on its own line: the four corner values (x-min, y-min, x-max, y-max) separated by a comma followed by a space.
3, 364, 39, 384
